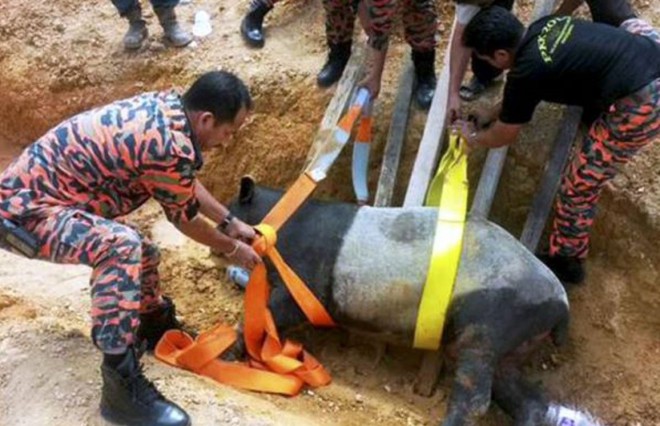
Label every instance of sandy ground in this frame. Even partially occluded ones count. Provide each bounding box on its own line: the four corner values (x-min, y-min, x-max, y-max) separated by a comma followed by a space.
0, 0, 659, 425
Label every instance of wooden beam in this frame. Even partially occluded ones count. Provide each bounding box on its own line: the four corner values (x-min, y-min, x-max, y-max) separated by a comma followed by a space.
406, 19, 457, 397
403, 19, 456, 207
374, 57, 414, 207
520, 106, 581, 251
470, 147, 509, 218
413, 351, 443, 397
303, 44, 366, 170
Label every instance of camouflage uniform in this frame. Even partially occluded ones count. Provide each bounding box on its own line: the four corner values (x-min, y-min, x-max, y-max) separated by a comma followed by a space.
323, 0, 438, 52
0, 90, 201, 354
549, 19, 660, 258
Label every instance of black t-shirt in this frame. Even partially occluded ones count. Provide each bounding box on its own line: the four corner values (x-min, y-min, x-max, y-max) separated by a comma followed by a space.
586, 0, 636, 27
500, 16, 660, 124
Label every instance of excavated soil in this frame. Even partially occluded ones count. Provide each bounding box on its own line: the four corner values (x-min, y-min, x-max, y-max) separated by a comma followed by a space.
0, 0, 658, 425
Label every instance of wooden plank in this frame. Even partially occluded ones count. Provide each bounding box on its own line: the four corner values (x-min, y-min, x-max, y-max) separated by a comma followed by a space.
303, 44, 366, 170
413, 351, 443, 397
470, 147, 509, 218
374, 57, 414, 207
407, 19, 457, 397
520, 106, 581, 251
403, 19, 456, 207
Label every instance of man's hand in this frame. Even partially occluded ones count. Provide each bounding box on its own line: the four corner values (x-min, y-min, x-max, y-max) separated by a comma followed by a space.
469, 103, 501, 130
359, 74, 382, 100
360, 46, 387, 100
225, 218, 256, 242
448, 93, 462, 123
224, 240, 262, 270
453, 120, 478, 149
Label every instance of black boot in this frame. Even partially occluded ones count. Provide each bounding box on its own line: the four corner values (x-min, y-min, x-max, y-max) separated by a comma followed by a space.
240, 0, 272, 48
317, 41, 352, 88
537, 254, 586, 285
154, 6, 193, 47
412, 50, 437, 110
122, 7, 148, 50
101, 348, 190, 426
137, 296, 187, 351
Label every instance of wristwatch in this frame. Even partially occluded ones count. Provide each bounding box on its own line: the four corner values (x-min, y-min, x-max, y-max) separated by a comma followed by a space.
219, 213, 235, 233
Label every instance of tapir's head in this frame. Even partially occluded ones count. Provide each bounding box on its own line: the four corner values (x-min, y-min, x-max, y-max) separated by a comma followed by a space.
228, 176, 361, 229
228, 176, 284, 226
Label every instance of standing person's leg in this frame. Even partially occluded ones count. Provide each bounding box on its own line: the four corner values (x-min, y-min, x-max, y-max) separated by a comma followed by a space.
318, 0, 356, 87
135, 233, 189, 349
241, 0, 280, 48
542, 15, 660, 284
460, 0, 514, 101
111, 0, 148, 50
24, 208, 190, 426
151, 0, 193, 47
544, 77, 660, 283
403, 0, 439, 109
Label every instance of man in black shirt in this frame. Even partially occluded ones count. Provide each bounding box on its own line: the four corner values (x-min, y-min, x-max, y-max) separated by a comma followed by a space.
450, 0, 639, 112
459, 7, 660, 284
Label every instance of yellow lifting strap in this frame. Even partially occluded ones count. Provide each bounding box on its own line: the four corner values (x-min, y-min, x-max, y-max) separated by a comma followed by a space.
413, 132, 469, 350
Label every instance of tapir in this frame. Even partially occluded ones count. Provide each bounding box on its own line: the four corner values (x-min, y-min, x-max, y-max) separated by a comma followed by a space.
227, 177, 600, 426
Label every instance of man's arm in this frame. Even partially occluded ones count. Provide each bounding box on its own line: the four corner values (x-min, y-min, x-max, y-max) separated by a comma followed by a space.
177, 215, 236, 253
140, 144, 260, 268
358, 0, 392, 99
471, 120, 522, 149
177, 216, 261, 269
361, 47, 388, 99
195, 181, 256, 241
555, 0, 584, 16
448, 22, 472, 120
196, 181, 228, 224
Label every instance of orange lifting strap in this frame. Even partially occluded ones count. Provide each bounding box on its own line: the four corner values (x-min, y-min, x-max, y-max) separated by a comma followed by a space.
155, 172, 336, 396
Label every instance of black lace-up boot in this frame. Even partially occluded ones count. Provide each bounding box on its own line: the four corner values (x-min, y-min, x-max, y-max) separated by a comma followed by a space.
317, 41, 352, 87
240, 0, 273, 48
100, 347, 190, 426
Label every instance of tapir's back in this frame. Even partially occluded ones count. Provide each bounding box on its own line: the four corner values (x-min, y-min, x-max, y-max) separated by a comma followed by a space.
331, 207, 568, 343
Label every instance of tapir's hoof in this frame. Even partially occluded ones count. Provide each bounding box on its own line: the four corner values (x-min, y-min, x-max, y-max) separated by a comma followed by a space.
538, 254, 585, 285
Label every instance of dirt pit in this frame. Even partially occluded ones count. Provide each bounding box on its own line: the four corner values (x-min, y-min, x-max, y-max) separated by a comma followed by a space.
0, 0, 659, 425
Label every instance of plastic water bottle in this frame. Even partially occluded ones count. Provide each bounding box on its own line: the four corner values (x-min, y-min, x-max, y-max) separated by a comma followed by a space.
227, 265, 250, 289
192, 11, 212, 38
545, 404, 603, 426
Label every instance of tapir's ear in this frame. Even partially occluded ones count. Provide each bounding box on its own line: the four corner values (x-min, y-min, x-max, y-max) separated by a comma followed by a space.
239, 175, 255, 204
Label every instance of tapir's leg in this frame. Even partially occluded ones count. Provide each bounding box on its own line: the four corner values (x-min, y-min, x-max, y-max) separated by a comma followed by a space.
268, 284, 308, 330
492, 365, 549, 426
442, 327, 497, 426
